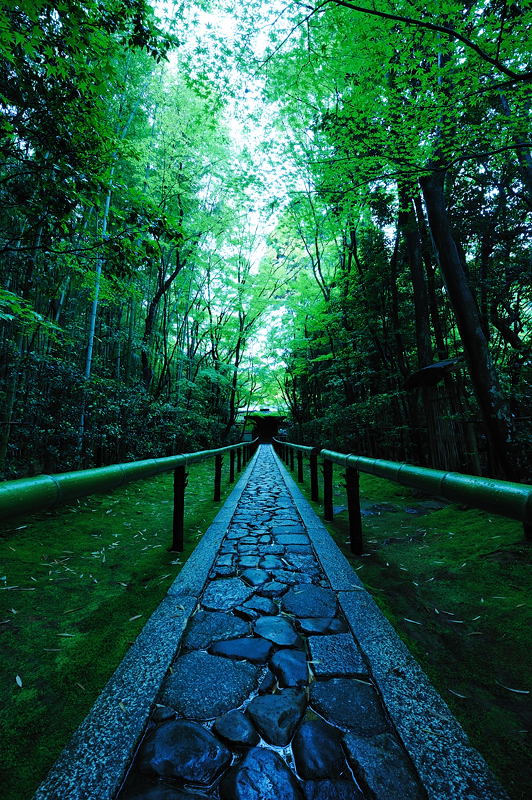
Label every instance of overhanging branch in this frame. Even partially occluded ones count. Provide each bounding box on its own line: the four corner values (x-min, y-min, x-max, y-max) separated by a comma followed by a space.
314, 0, 531, 82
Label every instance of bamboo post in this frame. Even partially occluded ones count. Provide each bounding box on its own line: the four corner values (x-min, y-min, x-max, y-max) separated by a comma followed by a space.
172, 464, 187, 551
297, 451, 303, 482
229, 449, 235, 483
323, 458, 333, 521
237, 446, 242, 472
346, 465, 363, 554
310, 447, 319, 502
289, 447, 294, 471
214, 454, 223, 501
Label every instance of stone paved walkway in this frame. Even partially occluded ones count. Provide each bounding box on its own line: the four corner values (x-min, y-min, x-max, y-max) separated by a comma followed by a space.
116, 446, 425, 800
35, 445, 508, 800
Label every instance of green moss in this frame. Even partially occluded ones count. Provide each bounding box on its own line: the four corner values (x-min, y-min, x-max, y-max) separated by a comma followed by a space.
0, 459, 235, 800
288, 462, 531, 800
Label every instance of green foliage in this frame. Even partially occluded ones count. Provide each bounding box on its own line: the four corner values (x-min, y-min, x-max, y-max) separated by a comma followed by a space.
246, 0, 531, 474
0, 290, 61, 337
0, 2, 289, 476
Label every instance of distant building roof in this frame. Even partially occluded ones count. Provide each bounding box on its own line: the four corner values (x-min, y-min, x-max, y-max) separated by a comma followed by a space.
405, 358, 462, 389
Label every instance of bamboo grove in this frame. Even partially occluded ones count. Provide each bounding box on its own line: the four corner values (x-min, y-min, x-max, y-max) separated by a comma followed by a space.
0, 1, 285, 476
1, 0, 531, 481
254, 0, 531, 481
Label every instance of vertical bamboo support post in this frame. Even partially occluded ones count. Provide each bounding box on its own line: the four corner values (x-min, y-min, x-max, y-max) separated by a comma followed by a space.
229, 449, 235, 483
297, 451, 303, 483
172, 464, 187, 551
237, 446, 242, 472
289, 447, 294, 471
214, 454, 223, 501
310, 447, 319, 502
323, 458, 334, 521
346, 465, 363, 554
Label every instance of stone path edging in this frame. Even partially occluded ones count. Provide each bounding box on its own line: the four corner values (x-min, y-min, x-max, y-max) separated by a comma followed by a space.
272, 448, 509, 800
33, 451, 260, 800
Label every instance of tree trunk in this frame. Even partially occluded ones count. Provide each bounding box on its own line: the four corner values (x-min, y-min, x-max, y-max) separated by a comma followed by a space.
141, 250, 183, 390
398, 183, 453, 468
499, 93, 532, 206
413, 195, 448, 359
420, 169, 515, 478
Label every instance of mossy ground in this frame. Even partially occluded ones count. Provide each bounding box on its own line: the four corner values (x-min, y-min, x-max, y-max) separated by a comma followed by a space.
0, 459, 236, 800
285, 457, 531, 800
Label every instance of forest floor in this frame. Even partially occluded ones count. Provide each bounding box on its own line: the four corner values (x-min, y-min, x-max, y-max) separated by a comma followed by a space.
0, 460, 235, 800
289, 462, 531, 800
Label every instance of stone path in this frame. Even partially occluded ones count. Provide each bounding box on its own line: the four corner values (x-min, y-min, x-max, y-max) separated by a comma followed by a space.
35, 444, 508, 800
116, 447, 425, 800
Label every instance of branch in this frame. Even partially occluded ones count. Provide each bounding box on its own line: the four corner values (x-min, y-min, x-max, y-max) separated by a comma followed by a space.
309, 142, 532, 172
318, 0, 532, 82
255, 7, 319, 70
291, 143, 532, 198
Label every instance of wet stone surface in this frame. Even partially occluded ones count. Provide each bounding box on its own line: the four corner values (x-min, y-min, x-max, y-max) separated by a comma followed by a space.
201, 578, 254, 611
209, 637, 274, 663
220, 747, 303, 800
246, 688, 306, 746
181, 611, 249, 651
270, 649, 309, 687
307, 634, 366, 678
343, 732, 426, 800
117, 446, 424, 800
160, 651, 259, 720
310, 679, 389, 735
296, 617, 346, 635
240, 568, 269, 587
125, 784, 210, 800
282, 584, 338, 618
258, 579, 290, 598
213, 710, 260, 747
292, 719, 347, 780
302, 779, 364, 800
254, 615, 299, 646
137, 720, 230, 784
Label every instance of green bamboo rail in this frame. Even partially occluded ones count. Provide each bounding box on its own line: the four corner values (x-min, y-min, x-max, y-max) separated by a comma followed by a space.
273, 439, 532, 553
0, 439, 259, 550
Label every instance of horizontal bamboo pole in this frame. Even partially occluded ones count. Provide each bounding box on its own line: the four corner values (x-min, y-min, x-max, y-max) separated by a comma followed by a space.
0, 441, 258, 521
278, 441, 532, 527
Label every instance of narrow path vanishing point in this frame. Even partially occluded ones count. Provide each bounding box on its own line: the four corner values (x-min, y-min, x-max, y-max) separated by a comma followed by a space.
35, 445, 509, 800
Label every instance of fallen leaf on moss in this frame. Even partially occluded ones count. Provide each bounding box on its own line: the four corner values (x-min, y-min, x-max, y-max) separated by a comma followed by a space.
496, 681, 529, 695
448, 688, 468, 699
